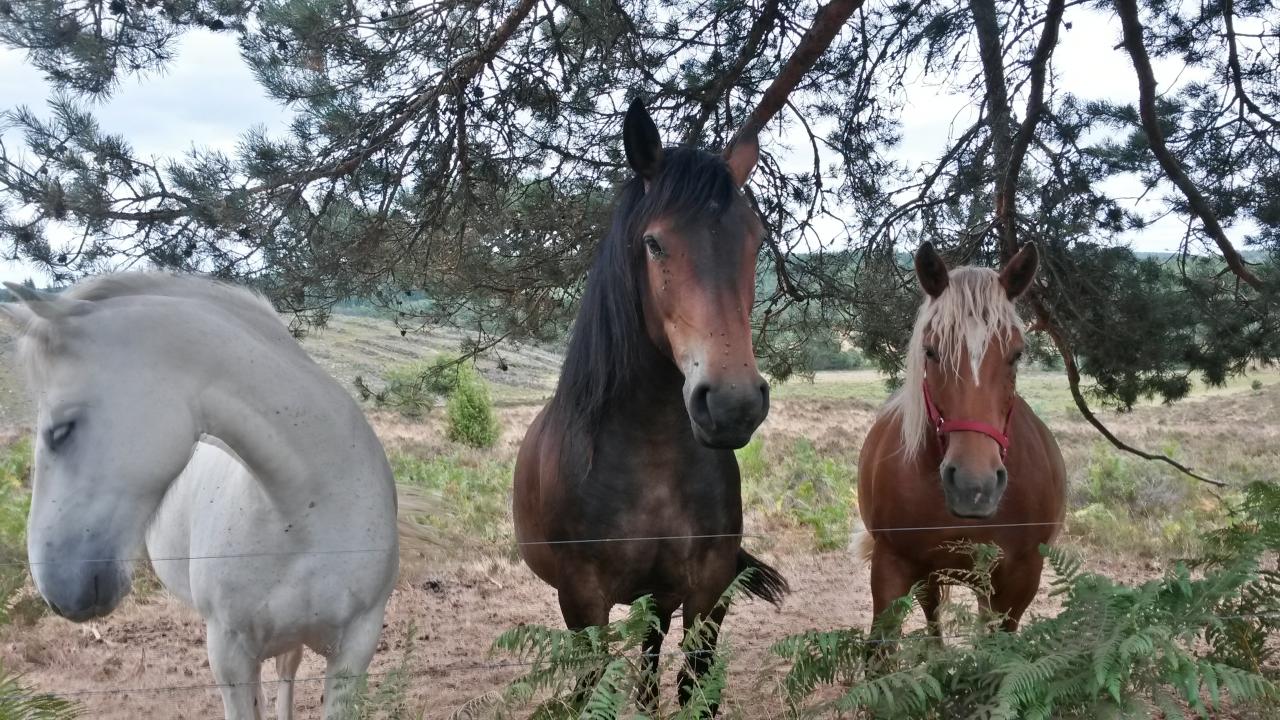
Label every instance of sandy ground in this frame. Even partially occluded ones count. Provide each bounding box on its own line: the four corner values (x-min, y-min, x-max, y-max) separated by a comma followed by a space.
0, 542, 1164, 719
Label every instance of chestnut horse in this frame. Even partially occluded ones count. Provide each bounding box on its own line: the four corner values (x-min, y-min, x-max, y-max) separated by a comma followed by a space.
858, 242, 1065, 635
514, 100, 788, 710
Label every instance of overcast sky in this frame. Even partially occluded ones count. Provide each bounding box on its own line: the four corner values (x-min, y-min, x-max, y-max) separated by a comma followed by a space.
0, 8, 1221, 285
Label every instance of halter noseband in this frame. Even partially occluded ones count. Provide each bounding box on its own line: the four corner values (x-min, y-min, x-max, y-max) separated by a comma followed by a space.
922, 379, 1013, 459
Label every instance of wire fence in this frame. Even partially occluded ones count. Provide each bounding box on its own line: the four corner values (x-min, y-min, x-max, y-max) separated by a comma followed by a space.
1, 519, 1275, 710
3, 520, 1066, 568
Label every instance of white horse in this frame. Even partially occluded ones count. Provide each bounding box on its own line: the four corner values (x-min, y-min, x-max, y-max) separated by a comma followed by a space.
0, 274, 399, 719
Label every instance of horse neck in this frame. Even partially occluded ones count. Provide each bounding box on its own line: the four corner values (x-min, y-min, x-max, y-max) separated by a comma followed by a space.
190, 325, 390, 505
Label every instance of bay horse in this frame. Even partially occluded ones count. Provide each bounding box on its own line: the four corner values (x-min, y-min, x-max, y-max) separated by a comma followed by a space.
513, 99, 788, 711
858, 242, 1065, 635
1, 274, 399, 719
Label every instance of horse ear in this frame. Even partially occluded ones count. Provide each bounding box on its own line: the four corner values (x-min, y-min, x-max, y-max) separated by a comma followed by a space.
999, 242, 1039, 299
2, 281, 86, 321
623, 98, 664, 181
723, 132, 759, 188
914, 242, 949, 298
0, 301, 32, 327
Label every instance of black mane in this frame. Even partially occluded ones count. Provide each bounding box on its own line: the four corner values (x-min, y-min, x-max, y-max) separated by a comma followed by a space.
549, 147, 739, 425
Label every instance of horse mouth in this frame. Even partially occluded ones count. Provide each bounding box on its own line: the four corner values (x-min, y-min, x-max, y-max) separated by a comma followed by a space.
47, 598, 121, 622
947, 506, 999, 520
32, 559, 132, 623
690, 421, 754, 450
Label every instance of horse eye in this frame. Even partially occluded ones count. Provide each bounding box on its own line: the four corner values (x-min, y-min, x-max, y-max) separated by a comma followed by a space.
46, 421, 75, 451
643, 235, 664, 258
924, 347, 939, 362
1011, 351, 1024, 365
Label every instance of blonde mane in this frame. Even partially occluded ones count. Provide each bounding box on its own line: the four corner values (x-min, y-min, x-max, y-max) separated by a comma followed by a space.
882, 266, 1024, 458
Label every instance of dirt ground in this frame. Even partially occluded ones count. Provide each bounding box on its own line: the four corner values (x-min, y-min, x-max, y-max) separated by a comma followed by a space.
0, 537, 1161, 719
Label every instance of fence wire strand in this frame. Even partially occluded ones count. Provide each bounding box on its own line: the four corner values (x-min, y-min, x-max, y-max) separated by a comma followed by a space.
2, 521, 1067, 568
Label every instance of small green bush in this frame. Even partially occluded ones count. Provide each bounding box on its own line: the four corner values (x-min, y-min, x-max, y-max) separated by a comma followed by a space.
1083, 443, 1139, 508
0, 439, 36, 626
391, 453, 512, 548
369, 356, 465, 417
1071, 442, 1222, 557
740, 438, 856, 551
446, 364, 500, 448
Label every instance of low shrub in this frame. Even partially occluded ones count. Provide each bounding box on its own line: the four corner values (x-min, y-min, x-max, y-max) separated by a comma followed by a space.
1069, 442, 1223, 557
363, 356, 464, 417
391, 453, 512, 550
446, 365, 500, 448
0, 439, 40, 625
739, 437, 856, 551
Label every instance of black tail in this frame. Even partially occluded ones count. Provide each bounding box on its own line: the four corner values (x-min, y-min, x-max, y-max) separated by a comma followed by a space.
736, 549, 790, 606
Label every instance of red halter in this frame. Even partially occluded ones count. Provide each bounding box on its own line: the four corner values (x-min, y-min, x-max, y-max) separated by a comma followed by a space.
922, 379, 1013, 459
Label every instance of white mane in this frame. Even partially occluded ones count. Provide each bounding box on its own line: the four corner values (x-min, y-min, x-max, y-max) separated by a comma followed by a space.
9, 272, 286, 380
882, 266, 1024, 458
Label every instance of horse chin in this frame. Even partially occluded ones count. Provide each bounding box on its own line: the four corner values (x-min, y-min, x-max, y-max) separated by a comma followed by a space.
34, 559, 132, 623
49, 596, 126, 623
942, 496, 1001, 520
690, 421, 753, 450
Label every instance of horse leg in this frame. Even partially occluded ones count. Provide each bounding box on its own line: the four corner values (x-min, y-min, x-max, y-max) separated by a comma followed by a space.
206, 623, 265, 720
870, 543, 923, 631
985, 554, 1044, 632
920, 576, 945, 641
320, 607, 384, 719
274, 646, 304, 720
677, 594, 729, 716
638, 605, 674, 715
558, 584, 612, 708
868, 544, 926, 665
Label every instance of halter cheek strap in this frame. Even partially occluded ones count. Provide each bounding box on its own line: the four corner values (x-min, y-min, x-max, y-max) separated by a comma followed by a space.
922, 379, 1013, 459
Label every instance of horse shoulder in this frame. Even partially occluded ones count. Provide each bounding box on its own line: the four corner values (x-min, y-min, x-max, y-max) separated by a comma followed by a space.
858, 412, 903, 526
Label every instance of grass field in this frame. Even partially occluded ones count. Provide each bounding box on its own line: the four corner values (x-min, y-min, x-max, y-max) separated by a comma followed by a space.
0, 312, 1276, 717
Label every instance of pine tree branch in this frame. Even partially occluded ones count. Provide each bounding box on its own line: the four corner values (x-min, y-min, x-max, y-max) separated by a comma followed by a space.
241, 0, 540, 197
1222, 0, 1280, 131
998, 0, 1064, 259
1030, 296, 1227, 488
968, 0, 1013, 256
1114, 0, 1263, 291
728, 0, 868, 146
684, 0, 782, 145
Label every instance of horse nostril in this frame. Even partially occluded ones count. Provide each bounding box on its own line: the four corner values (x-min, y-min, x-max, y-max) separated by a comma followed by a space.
996, 467, 1008, 489
689, 383, 713, 428
942, 464, 958, 489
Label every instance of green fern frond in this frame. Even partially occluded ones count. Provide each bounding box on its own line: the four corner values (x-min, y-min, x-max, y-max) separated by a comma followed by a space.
0, 665, 81, 720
